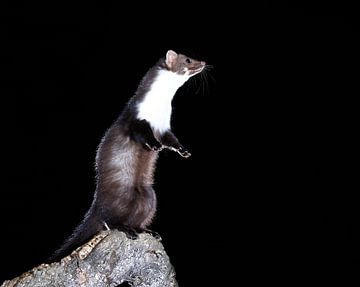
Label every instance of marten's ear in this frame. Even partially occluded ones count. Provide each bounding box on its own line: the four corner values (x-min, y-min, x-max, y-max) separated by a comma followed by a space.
166, 50, 178, 67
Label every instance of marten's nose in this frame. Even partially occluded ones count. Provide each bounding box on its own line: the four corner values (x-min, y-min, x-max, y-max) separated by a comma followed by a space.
201, 61, 206, 65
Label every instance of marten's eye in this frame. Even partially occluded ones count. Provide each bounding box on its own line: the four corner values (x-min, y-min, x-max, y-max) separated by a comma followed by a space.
185, 58, 191, 64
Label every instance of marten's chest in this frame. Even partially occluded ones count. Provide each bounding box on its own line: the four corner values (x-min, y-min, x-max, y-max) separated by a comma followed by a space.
136, 70, 186, 133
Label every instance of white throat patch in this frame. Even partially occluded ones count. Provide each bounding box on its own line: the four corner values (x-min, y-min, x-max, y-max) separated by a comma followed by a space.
137, 69, 189, 134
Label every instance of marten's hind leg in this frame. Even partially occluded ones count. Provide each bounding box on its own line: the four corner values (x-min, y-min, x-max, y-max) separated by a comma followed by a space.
141, 228, 161, 239
104, 219, 139, 239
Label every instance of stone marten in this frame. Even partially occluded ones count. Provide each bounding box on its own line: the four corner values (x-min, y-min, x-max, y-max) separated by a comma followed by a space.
50, 50, 206, 261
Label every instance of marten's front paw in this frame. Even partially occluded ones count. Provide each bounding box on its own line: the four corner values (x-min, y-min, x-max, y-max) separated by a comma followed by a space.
145, 141, 163, 151
177, 146, 191, 158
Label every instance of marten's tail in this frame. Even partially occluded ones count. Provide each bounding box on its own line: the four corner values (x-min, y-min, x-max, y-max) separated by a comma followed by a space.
48, 209, 103, 262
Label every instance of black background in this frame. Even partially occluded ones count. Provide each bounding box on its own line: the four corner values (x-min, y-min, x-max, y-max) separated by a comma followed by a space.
1, 1, 356, 285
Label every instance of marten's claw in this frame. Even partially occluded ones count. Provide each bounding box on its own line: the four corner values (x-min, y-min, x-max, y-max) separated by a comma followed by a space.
143, 228, 162, 240
177, 147, 191, 158
165, 146, 191, 158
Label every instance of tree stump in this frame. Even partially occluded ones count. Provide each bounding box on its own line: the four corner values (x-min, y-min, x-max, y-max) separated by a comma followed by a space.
1, 230, 178, 287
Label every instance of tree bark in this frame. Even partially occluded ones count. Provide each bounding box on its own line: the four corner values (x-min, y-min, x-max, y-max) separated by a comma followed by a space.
1, 230, 178, 287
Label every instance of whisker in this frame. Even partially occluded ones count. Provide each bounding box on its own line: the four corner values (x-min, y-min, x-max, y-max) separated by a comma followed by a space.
202, 71, 208, 97
200, 72, 205, 96
195, 74, 202, 95
202, 70, 210, 96
188, 75, 195, 93
204, 65, 215, 86
205, 69, 216, 83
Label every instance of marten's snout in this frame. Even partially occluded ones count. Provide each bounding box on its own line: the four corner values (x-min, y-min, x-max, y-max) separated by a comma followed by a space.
185, 60, 206, 77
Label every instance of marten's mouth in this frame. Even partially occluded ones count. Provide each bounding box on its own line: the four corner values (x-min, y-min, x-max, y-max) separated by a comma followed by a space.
189, 65, 205, 76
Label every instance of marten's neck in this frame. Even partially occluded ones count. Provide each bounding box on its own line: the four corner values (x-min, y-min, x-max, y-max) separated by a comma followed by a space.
137, 69, 188, 134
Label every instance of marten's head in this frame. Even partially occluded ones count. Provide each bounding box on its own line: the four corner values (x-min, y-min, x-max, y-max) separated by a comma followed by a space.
165, 50, 206, 77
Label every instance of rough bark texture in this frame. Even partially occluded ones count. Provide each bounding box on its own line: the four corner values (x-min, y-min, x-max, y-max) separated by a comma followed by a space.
1, 230, 178, 287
